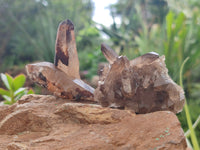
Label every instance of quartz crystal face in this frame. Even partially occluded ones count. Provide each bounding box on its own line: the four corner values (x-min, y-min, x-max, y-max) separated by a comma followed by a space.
94, 44, 185, 114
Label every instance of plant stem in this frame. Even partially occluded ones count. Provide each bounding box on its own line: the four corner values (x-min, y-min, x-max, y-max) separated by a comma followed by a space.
180, 57, 200, 150
11, 91, 15, 105
185, 115, 200, 137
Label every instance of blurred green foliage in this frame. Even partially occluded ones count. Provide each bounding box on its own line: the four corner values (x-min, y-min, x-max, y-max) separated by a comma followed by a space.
0, 0, 101, 71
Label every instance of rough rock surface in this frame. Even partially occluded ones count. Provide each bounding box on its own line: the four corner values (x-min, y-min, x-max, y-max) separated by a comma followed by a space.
0, 94, 187, 150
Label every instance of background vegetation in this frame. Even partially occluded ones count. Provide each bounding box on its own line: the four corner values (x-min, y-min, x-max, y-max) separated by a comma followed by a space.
0, 0, 199, 148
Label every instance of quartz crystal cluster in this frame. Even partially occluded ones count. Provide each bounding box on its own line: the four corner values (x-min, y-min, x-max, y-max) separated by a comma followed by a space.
94, 44, 185, 114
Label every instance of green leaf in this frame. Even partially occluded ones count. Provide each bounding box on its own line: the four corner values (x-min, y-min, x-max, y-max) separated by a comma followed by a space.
5, 73, 14, 90
15, 93, 24, 100
27, 89, 34, 94
0, 88, 10, 96
14, 87, 26, 96
2, 95, 11, 101
0, 73, 11, 90
13, 74, 26, 91
4, 100, 12, 105
166, 11, 174, 40
174, 12, 185, 33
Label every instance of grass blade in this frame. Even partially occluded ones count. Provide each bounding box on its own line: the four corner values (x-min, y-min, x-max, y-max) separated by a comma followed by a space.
185, 115, 200, 138
180, 57, 200, 150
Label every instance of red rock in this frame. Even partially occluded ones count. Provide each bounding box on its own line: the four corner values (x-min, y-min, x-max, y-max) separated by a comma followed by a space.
0, 94, 187, 150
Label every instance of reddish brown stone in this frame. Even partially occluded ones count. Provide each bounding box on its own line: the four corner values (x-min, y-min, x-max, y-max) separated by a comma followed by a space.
0, 94, 187, 150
